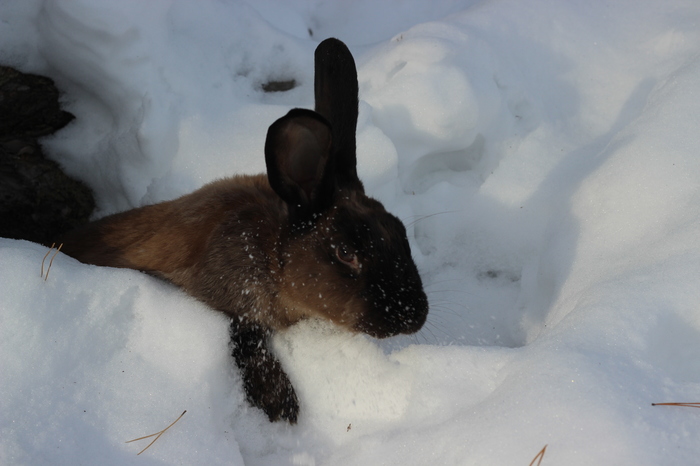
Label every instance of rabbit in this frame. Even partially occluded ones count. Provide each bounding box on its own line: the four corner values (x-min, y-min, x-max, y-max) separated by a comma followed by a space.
58, 38, 429, 423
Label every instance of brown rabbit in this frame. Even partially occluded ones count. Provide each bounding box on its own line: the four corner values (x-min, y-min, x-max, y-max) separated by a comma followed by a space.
58, 38, 429, 423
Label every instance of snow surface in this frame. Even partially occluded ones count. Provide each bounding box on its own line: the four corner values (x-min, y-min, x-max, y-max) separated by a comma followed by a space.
3, 0, 700, 464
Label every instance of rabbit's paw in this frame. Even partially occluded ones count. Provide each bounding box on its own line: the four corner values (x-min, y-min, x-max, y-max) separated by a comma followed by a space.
246, 356, 299, 423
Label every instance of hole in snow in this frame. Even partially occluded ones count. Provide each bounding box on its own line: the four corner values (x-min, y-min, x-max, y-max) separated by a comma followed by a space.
260, 79, 298, 93
404, 134, 485, 194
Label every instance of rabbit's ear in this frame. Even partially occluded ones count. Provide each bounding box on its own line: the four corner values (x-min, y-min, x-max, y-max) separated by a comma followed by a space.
265, 108, 334, 219
314, 38, 362, 191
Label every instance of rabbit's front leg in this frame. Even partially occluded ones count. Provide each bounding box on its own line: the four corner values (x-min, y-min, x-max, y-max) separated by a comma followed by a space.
229, 321, 299, 423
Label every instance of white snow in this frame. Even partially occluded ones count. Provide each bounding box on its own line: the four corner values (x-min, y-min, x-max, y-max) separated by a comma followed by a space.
3, 0, 700, 464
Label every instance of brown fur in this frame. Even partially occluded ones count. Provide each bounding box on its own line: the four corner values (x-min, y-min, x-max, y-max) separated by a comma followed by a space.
60, 176, 393, 333
62, 175, 293, 328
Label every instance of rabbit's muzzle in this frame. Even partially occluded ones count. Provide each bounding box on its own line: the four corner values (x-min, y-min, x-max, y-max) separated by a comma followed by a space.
354, 271, 429, 338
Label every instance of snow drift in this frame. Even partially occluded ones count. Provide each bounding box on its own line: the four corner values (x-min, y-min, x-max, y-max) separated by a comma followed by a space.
2, 0, 700, 464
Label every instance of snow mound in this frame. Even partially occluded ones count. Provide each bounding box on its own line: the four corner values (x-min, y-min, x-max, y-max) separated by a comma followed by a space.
3, 0, 700, 464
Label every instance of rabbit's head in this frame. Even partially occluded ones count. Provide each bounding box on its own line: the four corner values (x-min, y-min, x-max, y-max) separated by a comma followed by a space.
264, 39, 428, 338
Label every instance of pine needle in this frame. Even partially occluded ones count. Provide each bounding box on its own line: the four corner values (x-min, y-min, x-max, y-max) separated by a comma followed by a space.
652, 402, 700, 408
126, 410, 187, 455
41, 243, 56, 278
40, 243, 63, 281
44, 243, 62, 281
529, 444, 547, 466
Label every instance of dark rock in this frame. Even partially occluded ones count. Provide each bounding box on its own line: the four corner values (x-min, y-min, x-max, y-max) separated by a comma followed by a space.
0, 65, 95, 245
0, 66, 75, 139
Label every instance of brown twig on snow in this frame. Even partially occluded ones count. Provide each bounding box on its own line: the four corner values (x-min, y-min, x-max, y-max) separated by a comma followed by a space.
529, 444, 547, 466
652, 402, 700, 408
126, 410, 187, 455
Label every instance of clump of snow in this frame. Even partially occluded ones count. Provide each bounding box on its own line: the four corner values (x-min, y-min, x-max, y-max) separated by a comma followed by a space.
3, 0, 700, 464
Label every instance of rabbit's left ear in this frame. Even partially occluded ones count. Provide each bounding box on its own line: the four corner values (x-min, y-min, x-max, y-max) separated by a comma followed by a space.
265, 108, 334, 219
314, 38, 363, 191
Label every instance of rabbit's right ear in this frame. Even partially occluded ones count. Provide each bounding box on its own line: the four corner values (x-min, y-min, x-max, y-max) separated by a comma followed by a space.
265, 108, 334, 220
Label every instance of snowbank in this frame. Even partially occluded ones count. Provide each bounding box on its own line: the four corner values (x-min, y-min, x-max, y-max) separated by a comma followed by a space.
2, 0, 700, 464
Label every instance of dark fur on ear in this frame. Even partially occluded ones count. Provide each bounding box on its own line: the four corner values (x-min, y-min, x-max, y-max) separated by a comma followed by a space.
314, 38, 362, 191
265, 108, 333, 222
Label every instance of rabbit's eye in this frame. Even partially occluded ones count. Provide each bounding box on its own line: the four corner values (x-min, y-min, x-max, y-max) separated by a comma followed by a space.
335, 245, 359, 270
